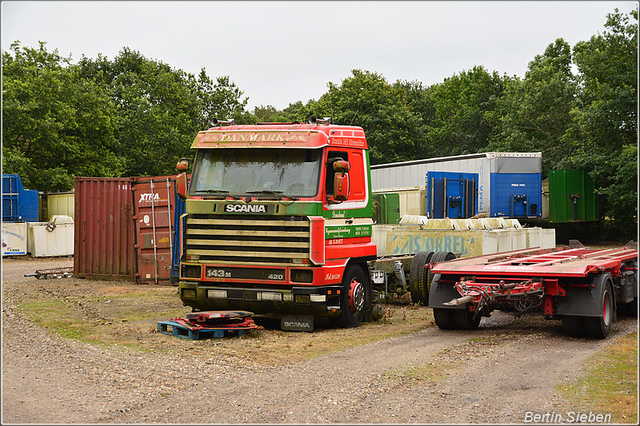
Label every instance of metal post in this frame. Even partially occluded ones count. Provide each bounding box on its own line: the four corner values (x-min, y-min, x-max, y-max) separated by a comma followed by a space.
166, 177, 173, 255
150, 179, 158, 284
443, 178, 448, 218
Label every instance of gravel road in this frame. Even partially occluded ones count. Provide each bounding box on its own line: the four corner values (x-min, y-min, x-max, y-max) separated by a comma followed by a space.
2, 257, 637, 424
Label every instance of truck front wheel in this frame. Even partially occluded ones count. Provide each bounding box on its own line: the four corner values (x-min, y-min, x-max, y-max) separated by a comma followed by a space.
331, 265, 370, 328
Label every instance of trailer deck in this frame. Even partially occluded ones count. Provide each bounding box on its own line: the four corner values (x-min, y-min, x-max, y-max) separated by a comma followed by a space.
430, 246, 638, 277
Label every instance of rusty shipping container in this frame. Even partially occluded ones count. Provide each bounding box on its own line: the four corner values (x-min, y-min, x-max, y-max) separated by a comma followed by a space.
74, 177, 136, 280
131, 176, 177, 284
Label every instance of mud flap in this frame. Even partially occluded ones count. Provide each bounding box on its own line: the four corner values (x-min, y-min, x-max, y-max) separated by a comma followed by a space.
556, 273, 612, 318
281, 315, 314, 332
427, 274, 465, 310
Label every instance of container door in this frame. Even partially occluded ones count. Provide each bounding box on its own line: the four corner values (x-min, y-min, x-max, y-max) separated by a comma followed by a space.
428, 172, 447, 219
381, 193, 400, 224
132, 176, 176, 285
427, 172, 478, 219
74, 177, 136, 280
3, 175, 20, 222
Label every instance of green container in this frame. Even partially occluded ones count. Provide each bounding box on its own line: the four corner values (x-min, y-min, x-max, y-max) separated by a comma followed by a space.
548, 170, 598, 223
373, 193, 401, 224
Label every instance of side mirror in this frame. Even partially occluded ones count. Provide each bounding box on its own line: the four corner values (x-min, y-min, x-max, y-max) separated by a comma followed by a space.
176, 160, 190, 199
332, 160, 351, 202
176, 172, 188, 199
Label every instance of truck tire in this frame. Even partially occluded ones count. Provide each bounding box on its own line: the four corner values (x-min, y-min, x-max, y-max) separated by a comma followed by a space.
331, 264, 370, 328
583, 282, 614, 339
431, 251, 456, 263
433, 308, 457, 330
453, 308, 481, 330
409, 251, 433, 305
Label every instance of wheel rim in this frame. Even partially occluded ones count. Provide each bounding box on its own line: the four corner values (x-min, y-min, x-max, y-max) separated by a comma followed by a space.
603, 290, 612, 327
348, 278, 365, 313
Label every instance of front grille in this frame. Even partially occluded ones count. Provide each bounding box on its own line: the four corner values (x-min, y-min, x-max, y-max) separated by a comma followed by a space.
185, 214, 310, 265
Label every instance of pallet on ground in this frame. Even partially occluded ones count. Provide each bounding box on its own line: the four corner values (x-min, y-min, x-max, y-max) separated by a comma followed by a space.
157, 320, 252, 340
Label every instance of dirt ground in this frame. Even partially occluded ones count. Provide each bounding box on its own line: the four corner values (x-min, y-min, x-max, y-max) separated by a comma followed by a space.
2, 255, 638, 424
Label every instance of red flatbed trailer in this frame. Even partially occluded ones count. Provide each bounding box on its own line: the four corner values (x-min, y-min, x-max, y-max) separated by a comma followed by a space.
427, 245, 638, 338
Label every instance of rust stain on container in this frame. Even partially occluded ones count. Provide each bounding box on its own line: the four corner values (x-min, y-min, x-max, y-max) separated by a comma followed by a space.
131, 176, 177, 285
74, 177, 136, 281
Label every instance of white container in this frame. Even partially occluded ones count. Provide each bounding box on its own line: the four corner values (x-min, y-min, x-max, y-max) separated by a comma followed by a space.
2, 222, 28, 256
45, 192, 75, 220
28, 215, 74, 257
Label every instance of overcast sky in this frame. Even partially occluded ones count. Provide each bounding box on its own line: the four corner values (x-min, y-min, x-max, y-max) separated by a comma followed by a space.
2, 1, 637, 111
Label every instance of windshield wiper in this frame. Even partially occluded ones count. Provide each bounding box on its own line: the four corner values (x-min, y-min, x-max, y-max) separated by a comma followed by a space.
246, 190, 298, 201
198, 189, 239, 199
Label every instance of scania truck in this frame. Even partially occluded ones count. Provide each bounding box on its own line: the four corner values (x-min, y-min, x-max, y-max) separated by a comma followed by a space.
175, 117, 436, 331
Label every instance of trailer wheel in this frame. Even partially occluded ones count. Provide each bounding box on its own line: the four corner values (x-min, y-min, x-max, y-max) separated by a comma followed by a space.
331, 264, 370, 328
410, 251, 433, 305
453, 308, 481, 330
583, 282, 614, 339
561, 315, 586, 337
433, 308, 457, 330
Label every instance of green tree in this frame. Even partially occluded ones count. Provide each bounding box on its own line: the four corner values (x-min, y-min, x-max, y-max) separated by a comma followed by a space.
78, 48, 250, 176
306, 70, 425, 164
78, 48, 203, 176
196, 72, 249, 127
2, 41, 122, 192
487, 39, 577, 175
425, 66, 506, 158
567, 8, 638, 238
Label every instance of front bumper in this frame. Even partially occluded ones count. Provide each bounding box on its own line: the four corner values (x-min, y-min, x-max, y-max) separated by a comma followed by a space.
179, 281, 343, 318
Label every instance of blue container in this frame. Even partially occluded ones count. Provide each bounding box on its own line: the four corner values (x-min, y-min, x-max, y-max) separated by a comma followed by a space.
426, 171, 478, 219
490, 172, 542, 218
2, 174, 39, 222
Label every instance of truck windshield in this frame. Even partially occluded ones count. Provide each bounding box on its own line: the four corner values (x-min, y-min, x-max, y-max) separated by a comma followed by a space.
190, 148, 323, 198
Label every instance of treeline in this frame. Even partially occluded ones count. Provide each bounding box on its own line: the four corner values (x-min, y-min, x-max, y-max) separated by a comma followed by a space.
2, 9, 636, 239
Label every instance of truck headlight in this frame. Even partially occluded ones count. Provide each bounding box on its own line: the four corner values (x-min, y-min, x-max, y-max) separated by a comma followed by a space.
261, 292, 283, 302
208, 289, 227, 299
310, 294, 326, 303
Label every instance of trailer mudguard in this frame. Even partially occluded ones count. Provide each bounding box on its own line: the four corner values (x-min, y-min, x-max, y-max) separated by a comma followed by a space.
427, 274, 466, 310
556, 272, 613, 318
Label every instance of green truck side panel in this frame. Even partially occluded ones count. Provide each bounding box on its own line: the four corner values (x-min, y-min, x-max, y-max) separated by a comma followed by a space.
325, 224, 372, 239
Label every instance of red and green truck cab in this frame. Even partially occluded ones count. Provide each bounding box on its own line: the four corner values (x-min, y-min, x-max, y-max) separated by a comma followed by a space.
176, 118, 379, 330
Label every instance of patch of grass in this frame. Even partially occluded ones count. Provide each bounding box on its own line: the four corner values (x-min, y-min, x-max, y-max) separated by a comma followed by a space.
384, 358, 455, 383
12, 278, 435, 364
21, 299, 90, 341
558, 331, 638, 424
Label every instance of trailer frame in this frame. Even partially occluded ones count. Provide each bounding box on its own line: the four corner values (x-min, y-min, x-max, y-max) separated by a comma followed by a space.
427, 245, 638, 338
